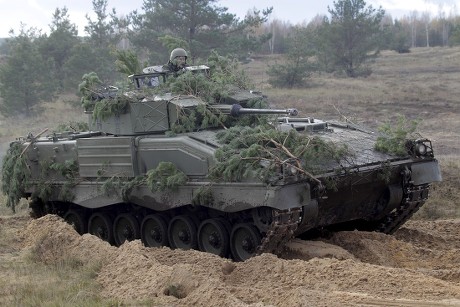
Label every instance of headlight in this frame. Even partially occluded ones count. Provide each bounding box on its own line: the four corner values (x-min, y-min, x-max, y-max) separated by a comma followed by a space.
259, 160, 270, 168
407, 139, 434, 158
288, 165, 298, 175
282, 160, 300, 178
415, 143, 427, 156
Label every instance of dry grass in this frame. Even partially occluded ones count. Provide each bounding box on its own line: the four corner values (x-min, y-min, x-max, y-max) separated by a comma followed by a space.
244, 48, 460, 135
0, 258, 107, 306
0, 93, 86, 139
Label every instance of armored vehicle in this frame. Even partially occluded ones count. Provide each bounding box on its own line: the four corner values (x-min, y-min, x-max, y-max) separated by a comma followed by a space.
3, 64, 442, 261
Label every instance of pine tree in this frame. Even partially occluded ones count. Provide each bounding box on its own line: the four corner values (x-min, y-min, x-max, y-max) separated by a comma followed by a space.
0, 27, 55, 116
317, 0, 385, 77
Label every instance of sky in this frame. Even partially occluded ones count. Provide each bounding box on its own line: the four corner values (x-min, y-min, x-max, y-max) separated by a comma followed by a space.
0, 0, 458, 37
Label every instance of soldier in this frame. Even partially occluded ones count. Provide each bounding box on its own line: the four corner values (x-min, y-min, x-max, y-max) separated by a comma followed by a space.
165, 48, 188, 74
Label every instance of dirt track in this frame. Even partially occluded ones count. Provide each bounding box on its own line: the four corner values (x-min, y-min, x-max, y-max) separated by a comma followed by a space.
2, 214, 459, 306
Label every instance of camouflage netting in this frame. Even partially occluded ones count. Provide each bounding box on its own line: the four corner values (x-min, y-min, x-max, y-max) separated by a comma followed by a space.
1, 142, 29, 212
32, 159, 79, 202
1, 138, 81, 212
209, 125, 352, 184
100, 162, 188, 201
374, 115, 420, 156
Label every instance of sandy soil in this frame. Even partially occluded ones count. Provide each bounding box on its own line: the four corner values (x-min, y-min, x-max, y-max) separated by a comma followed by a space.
3, 214, 458, 306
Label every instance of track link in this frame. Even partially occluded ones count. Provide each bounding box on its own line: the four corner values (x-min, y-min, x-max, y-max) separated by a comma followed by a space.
377, 183, 430, 234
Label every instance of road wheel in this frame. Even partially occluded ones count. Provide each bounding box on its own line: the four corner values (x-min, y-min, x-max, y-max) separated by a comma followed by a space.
64, 209, 87, 235
230, 223, 261, 262
198, 218, 230, 257
168, 215, 197, 250
141, 214, 169, 247
113, 213, 140, 246
88, 212, 113, 244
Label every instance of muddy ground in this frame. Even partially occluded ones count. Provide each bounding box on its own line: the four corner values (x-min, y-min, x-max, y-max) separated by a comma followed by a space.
1, 214, 460, 306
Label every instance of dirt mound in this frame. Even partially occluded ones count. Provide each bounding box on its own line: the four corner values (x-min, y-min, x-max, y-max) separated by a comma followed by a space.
328, 230, 422, 268
21, 214, 116, 265
94, 232, 460, 305
98, 245, 460, 306
281, 239, 356, 261
16, 216, 460, 306
97, 240, 257, 305
398, 219, 460, 248
326, 223, 460, 283
234, 254, 460, 302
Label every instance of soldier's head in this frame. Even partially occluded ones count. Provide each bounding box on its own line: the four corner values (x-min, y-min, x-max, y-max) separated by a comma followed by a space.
169, 48, 188, 69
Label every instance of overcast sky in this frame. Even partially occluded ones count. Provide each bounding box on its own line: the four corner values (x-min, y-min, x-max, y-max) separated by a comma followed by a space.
0, 0, 458, 37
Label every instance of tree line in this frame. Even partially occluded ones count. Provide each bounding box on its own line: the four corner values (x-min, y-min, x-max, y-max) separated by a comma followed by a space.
0, 0, 459, 117
260, 10, 460, 55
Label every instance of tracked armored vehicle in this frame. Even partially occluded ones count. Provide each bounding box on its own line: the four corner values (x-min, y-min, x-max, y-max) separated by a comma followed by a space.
3, 64, 441, 261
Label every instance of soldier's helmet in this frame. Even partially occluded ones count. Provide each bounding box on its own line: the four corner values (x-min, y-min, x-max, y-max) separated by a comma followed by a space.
170, 48, 188, 61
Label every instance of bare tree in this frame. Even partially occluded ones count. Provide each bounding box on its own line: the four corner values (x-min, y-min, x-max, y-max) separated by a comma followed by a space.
410, 11, 418, 47
421, 12, 431, 47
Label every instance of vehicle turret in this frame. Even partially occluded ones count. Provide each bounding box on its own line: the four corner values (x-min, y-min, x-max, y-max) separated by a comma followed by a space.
84, 66, 302, 136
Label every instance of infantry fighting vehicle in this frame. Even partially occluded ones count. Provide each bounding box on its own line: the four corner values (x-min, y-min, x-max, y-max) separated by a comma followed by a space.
3, 64, 442, 261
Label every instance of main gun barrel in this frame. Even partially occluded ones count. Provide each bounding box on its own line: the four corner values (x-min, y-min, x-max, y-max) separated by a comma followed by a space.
212, 104, 298, 117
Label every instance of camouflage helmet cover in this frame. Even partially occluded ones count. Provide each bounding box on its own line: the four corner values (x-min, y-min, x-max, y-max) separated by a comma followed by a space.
170, 48, 188, 61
